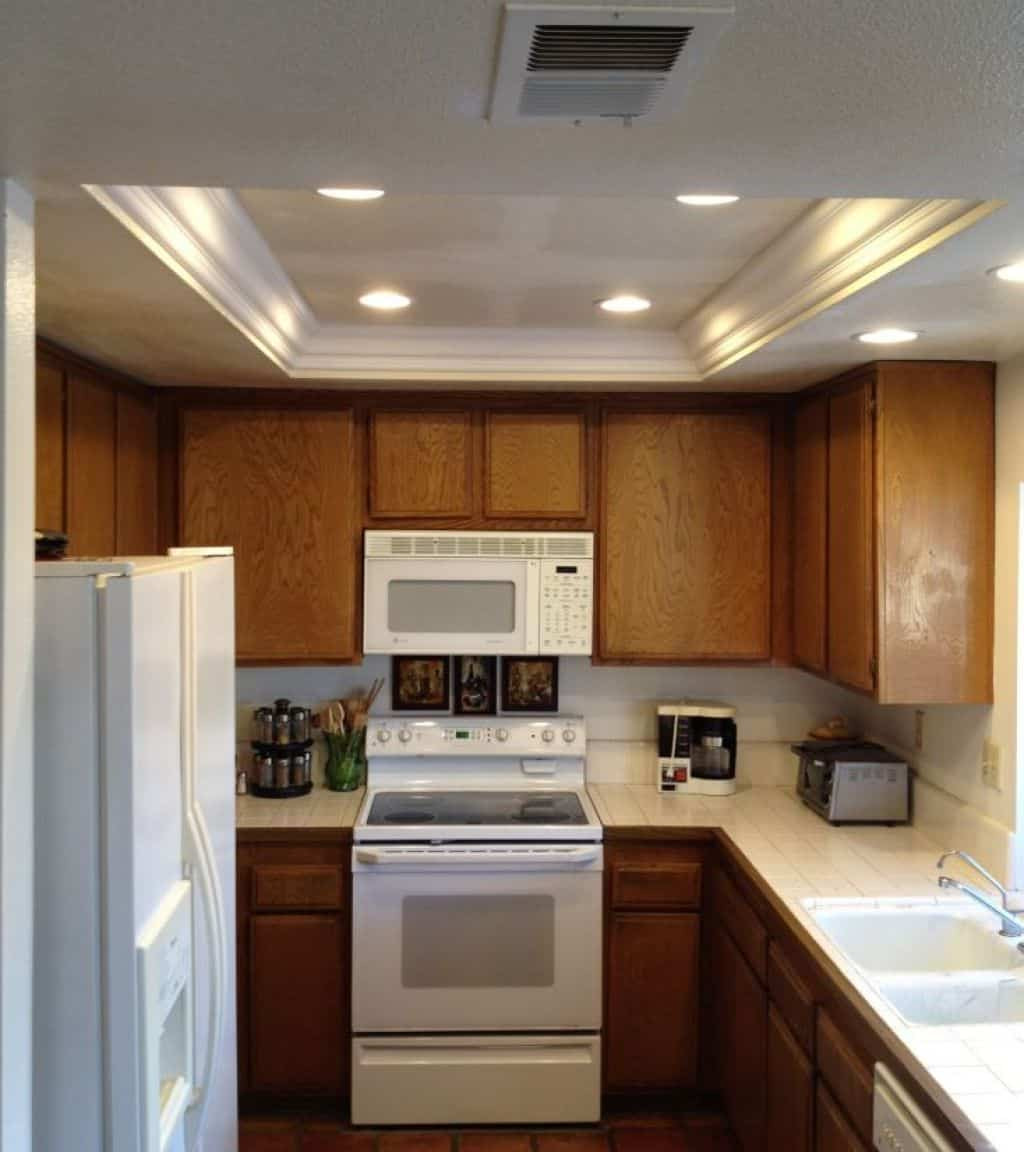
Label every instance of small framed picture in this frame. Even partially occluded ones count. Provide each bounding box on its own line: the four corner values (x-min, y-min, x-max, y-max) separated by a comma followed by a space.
391, 656, 451, 712
453, 656, 498, 716
501, 656, 559, 713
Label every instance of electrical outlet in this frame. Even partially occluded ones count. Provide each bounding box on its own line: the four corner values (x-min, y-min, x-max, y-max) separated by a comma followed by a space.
914, 710, 925, 751
982, 740, 1003, 791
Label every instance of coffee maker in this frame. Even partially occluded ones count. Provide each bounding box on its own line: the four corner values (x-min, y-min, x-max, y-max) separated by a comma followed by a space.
656, 702, 738, 795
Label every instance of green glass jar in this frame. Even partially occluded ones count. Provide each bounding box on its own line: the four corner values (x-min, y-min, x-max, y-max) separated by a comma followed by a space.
323, 728, 366, 792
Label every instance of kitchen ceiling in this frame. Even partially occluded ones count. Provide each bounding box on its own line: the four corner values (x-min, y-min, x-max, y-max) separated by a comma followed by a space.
17, 0, 1024, 388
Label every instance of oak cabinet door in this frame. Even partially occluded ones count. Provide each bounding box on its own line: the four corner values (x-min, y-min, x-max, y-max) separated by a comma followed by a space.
181, 407, 357, 662
36, 357, 66, 533
115, 390, 158, 554
815, 1081, 869, 1152
715, 924, 767, 1152
484, 410, 587, 518
248, 914, 345, 1094
370, 409, 473, 517
66, 371, 116, 555
766, 1004, 813, 1152
601, 410, 771, 660
827, 378, 875, 692
792, 395, 828, 673
605, 912, 700, 1090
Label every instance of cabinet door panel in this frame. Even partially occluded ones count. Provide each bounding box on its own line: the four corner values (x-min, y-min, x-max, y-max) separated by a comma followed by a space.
766, 1005, 813, 1152
67, 371, 116, 555
115, 390, 158, 554
793, 395, 828, 672
715, 923, 766, 1152
485, 410, 586, 517
182, 407, 357, 661
248, 914, 344, 1094
828, 380, 875, 691
37, 357, 66, 532
370, 410, 473, 517
815, 1081, 869, 1152
605, 912, 699, 1089
601, 411, 771, 660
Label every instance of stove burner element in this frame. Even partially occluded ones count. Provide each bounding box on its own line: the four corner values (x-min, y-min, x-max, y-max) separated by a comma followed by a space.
516, 800, 571, 823
385, 809, 437, 824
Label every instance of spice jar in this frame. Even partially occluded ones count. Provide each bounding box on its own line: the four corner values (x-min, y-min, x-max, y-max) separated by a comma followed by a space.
289, 706, 310, 743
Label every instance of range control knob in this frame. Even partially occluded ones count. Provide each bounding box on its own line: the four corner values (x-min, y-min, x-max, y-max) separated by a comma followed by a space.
562, 728, 576, 743
398, 728, 412, 744
541, 728, 555, 744
495, 727, 509, 743
377, 728, 391, 744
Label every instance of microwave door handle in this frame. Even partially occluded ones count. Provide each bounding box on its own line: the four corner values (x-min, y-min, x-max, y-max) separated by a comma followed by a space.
355, 846, 601, 867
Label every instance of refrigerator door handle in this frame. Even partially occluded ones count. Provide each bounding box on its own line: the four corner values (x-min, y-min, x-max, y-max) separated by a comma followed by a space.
180, 568, 229, 1152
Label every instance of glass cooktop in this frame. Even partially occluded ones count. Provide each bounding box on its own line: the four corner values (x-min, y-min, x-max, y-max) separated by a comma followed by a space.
366, 790, 589, 827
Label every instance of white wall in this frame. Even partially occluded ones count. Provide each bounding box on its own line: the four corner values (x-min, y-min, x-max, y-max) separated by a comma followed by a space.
0, 180, 34, 1152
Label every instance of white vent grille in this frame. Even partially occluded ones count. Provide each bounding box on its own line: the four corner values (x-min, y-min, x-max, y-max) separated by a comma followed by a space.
365, 531, 593, 559
490, 5, 734, 122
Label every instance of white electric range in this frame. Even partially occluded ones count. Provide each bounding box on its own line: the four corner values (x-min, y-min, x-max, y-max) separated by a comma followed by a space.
351, 715, 603, 1126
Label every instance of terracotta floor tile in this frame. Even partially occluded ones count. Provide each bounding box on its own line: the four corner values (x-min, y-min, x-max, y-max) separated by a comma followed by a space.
605, 1115, 685, 1130
610, 1127, 693, 1152
378, 1132, 454, 1152
458, 1132, 534, 1152
240, 1119, 301, 1152
535, 1130, 610, 1152
301, 1126, 378, 1152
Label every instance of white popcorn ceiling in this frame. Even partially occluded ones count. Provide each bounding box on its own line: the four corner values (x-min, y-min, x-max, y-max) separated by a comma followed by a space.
17, 0, 1024, 386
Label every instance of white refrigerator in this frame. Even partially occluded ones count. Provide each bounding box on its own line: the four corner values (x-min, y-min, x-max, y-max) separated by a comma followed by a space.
34, 550, 238, 1152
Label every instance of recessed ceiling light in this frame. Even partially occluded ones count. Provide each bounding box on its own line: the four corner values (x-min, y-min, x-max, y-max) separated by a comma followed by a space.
991, 262, 1024, 283
675, 194, 739, 206
317, 188, 385, 201
359, 289, 411, 311
855, 328, 919, 345
599, 294, 652, 314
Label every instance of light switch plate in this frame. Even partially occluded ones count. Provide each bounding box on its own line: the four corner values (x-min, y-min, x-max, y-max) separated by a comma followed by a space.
982, 740, 1002, 791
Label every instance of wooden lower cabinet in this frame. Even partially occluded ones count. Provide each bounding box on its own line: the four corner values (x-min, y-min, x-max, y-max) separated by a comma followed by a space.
237, 835, 350, 1103
605, 912, 700, 1089
716, 923, 767, 1152
249, 913, 345, 1094
816, 1080, 870, 1152
766, 1004, 814, 1152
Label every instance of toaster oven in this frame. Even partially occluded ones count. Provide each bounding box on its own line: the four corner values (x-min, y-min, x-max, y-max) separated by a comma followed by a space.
793, 741, 909, 824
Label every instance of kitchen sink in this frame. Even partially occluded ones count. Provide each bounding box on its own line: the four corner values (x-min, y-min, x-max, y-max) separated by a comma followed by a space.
808, 902, 1024, 973
806, 899, 1024, 1028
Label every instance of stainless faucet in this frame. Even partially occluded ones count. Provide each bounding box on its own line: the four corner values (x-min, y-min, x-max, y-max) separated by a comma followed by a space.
936, 849, 1024, 940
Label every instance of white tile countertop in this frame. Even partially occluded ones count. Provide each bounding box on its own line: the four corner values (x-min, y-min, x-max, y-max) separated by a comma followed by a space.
590, 783, 1024, 1152
236, 786, 364, 830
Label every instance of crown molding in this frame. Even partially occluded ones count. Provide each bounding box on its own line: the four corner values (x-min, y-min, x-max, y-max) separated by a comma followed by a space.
83, 185, 315, 371
86, 186, 1001, 384
680, 197, 1003, 377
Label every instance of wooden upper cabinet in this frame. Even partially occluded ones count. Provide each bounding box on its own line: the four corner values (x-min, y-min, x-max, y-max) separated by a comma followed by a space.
600, 409, 771, 661
181, 407, 358, 662
115, 390, 158, 554
484, 410, 587, 518
875, 362, 994, 704
66, 371, 117, 555
36, 357, 66, 532
370, 409, 473, 518
793, 396, 828, 673
827, 377, 875, 693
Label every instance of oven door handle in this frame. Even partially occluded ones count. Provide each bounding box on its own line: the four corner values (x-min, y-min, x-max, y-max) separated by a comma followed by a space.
355, 846, 602, 867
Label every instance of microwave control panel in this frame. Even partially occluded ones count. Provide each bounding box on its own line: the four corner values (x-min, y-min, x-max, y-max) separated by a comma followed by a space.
539, 558, 593, 653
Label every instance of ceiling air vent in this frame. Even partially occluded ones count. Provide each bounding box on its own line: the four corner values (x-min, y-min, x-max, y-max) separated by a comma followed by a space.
489, 4, 735, 122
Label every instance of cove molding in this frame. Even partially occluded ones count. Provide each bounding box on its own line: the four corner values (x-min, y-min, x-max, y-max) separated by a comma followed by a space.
86, 185, 1000, 385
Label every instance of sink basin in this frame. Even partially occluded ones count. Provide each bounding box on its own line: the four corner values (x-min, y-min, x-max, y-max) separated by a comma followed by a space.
871, 973, 1024, 1027
806, 899, 1024, 1028
809, 902, 1024, 973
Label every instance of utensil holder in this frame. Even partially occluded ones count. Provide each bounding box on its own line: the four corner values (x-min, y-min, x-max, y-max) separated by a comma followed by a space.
324, 728, 366, 792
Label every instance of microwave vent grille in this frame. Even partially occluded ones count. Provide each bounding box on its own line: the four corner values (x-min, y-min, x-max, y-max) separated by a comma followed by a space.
365, 532, 593, 559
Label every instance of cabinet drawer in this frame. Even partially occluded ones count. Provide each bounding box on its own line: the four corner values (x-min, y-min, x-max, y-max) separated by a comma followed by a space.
611, 862, 702, 910
251, 865, 345, 911
817, 1009, 873, 1146
711, 866, 767, 982
768, 941, 816, 1056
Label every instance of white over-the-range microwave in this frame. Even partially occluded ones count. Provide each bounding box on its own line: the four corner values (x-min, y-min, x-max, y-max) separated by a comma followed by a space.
363, 531, 593, 655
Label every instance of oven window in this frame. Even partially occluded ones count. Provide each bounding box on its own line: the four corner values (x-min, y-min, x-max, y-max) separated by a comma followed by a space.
401, 895, 555, 988
387, 580, 516, 634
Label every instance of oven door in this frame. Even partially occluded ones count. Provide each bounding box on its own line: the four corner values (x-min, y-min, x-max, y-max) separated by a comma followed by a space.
351, 845, 602, 1032
363, 557, 537, 654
